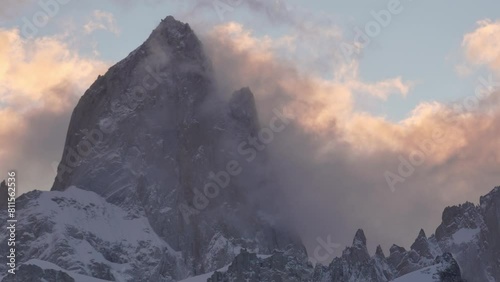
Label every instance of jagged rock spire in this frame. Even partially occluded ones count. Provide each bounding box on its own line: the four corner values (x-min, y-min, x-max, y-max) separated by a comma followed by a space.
375, 245, 385, 259
339, 229, 370, 264
418, 228, 426, 239
410, 228, 433, 259
353, 229, 367, 248
228, 87, 259, 136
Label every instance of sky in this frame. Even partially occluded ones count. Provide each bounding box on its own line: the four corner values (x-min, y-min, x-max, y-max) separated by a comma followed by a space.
1, 0, 500, 260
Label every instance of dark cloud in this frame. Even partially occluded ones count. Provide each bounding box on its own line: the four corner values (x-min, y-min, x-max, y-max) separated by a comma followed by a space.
0, 29, 107, 194
0, 84, 78, 193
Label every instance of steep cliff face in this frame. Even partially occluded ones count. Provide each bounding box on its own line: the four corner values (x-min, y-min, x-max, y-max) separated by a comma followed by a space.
0, 16, 300, 282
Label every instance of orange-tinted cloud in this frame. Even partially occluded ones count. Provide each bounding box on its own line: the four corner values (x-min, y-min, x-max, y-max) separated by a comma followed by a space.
0, 28, 108, 193
462, 19, 500, 73
207, 22, 499, 164
205, 23, 412, 135
203, 21, 500, 252
0, 28, 107, 112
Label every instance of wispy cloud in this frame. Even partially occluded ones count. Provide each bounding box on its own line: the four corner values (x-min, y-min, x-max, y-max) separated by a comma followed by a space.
84, 10, 120, 35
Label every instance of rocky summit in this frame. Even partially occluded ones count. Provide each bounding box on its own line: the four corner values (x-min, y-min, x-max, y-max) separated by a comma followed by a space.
0, 16, 498, 282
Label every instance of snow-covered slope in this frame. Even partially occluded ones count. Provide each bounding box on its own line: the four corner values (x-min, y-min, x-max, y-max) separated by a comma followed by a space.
392, 265, 439, 282
0, 187, 178, 281
393, 253, 464, 282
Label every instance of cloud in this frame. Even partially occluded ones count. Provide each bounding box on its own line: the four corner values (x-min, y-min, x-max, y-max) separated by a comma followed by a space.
0, 28, 108, 194
205, 23, 412, 132
84, 10, 120, 35
202, 21, 500, 255
334, 61, 413, 100
462, 19, 500, 73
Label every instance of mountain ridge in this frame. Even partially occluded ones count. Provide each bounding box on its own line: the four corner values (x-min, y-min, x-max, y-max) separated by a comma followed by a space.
0, 16, 498, 282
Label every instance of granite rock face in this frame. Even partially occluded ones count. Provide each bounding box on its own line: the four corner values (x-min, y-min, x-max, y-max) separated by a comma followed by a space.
0, 16, 300, 282
48, 15, 299, 280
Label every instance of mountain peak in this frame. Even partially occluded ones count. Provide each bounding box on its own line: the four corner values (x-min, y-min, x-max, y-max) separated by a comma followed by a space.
375, 245, 385, 258
417, 228, 426, 239
228, 87, 259, 135
162, 15, 181, 24
353, 229, 367, 247
154, 15, 193, 39
47, 14, 296, 280
142, 15, 205, 63
410, 228, 433, 259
